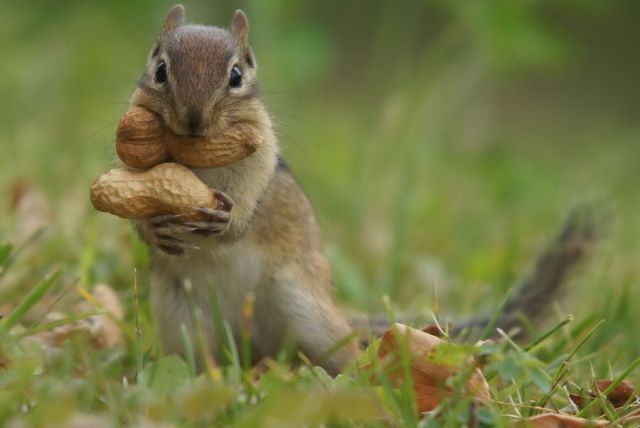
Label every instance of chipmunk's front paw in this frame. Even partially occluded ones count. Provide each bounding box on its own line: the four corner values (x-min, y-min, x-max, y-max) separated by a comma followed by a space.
145, 190, 233, 255
149, 214, 199, 256
183, 190, 234, 237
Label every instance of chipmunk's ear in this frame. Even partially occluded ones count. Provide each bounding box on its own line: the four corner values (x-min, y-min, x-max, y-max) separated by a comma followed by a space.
231, 10, 255, 67
231, 10, 250, 48
163, 4, 185, 34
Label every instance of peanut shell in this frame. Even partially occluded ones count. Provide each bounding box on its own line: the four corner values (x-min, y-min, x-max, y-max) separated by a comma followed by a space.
90, 163, 219, 221
115, 105, 262, 169
116, 106, 171, 168
170, 123, 263, 168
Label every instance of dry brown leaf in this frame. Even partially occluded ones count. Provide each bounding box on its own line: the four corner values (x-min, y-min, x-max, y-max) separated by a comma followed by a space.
421, 324, 447, 338
373, 323, 490, 413
517, 413, 609, 427
81, 284, 124, 349
33, 284, 124, 350
596, 379, 635, 408
568, 379, 636, 411
568, 393, 587, 410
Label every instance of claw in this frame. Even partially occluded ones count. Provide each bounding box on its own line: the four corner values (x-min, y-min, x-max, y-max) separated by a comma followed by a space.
183, 221, 226, 229
154, 233, 200, 256
213, 190, 234, 211
156, 235, 199, 250
147, 196, 232, 246
184, 207, 231, 237
191, 208, 231, 222
151, 214, 183, 226
183, 221, 228, 237
191, 229, 219, 238
155, 224, 198, 236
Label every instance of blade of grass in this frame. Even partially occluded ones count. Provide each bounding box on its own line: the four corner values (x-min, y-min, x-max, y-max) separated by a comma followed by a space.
296, 352, 334, 391
208, 286, 230, 366
78, 231, 97, 290
496, 328, 524, 352
181, 324, 196, 379
183, 278, 218, 380
15, 310, 103, 338
241, 292, 255, 371
480, 287, 514, 339
74, 285, 133, 342
223, 321, 242, 385
0, 243, 12, 268
485, 328, 524, 382
591, 378, 618, 422
535, 319, 606, 411
381, 295, 396, 325
317, 330, 359, 368
524, 315, 573, 352
0, 269, 60, 337
393, 324, 420, 420
134, 269, 143, 380
0, 228, 45, 281
442, 356, 484, 426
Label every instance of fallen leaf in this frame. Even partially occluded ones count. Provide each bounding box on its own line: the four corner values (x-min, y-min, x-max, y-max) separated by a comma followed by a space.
568, 393, 587, 410
596, 379, 635, 408
371, 323, 490, 413
33, 284, 124, 349
421, 323, 447, 338
568, 379, 636, 411
81, 284, 124, 349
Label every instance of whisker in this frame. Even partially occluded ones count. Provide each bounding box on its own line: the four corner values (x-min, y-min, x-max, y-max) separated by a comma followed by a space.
79, 119, 119, 146
78, 101, 132, 108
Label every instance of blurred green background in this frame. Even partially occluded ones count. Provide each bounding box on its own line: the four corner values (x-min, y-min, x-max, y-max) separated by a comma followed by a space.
1, 1, 639, 362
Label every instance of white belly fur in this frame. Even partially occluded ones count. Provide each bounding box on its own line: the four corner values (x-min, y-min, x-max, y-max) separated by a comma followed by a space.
149, 238, 282, 361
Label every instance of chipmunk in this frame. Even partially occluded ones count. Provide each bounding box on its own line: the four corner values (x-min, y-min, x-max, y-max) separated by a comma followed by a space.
129, 5, 601, 375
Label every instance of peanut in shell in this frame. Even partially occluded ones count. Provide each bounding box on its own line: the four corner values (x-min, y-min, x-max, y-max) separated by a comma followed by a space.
90, 163, 220, 221
115, 106, 170, 169
115, 105, 262, 169
169, 123, 263, 168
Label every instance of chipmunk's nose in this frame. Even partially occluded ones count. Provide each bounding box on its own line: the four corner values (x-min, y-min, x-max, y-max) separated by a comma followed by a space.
186, 110, 203, 136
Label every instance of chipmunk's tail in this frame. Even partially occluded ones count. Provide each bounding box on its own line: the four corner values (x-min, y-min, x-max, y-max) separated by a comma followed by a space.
352, 202, 608, 341
451, 203, 607, 338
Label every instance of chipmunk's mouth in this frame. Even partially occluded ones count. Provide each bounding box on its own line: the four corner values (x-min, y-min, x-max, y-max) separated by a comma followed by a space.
148, 105, 219, 139
175, 110, 221, 138
165, 119, 207, 139
185, 110, 204, 136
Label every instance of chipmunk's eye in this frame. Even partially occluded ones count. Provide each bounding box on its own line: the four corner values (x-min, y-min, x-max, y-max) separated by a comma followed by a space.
155, 60, 167, 84
229, 64, 242, 88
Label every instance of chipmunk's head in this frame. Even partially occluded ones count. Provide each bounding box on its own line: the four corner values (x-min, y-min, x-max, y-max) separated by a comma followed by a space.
133, 5, 262, 136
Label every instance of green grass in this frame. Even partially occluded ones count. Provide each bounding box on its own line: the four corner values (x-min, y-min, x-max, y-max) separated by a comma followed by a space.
1, 1, 639, 426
